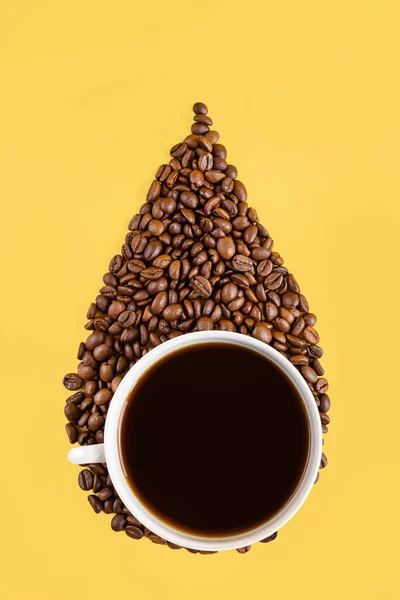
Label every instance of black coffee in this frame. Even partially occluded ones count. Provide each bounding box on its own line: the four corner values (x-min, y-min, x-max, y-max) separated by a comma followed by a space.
119, 342, 310, 537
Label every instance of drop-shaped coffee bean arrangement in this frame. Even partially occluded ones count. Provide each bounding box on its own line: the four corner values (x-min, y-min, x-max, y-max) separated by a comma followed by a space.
63, 103, 330, 553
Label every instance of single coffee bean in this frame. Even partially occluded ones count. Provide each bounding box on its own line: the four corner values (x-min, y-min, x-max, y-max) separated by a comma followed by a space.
191, 275, 213, 298
93, 343, 112, 361
193, 102, 208, 115
146, 179, 161, 202
315, 378, 329, 393
65, 423, 78, 443
88, 495, 103, 514
237, 546, 251, 554
307, 345, 323, 359
111, 514, 127, 532
162, 303, 183, 322
94, 388, 113, 406
197, 317, 214, 331
217, 236, 236, 260
63, 373, 83, 391
125, 525, 144, 540
64, 403, 82, 424
78, 469, 94, 491
303, 326, 320, 344
320, 453, 328, 469
300, 365, 318, 384
260, 531, 278, 543
252, 322, 273, 344
88, 413, 105, 431
232, 254, 252, 272
319, 394, 331, 413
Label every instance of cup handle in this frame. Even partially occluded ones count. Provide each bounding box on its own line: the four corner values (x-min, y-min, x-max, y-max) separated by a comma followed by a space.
68, 443, 106, 465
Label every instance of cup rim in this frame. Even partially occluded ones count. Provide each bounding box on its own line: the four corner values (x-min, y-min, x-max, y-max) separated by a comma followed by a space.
104, 331, 322, 551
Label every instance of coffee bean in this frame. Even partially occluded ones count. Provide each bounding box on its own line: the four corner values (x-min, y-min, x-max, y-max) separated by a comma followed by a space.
217, 236, 235, 260
193, 102, 208, 115
315, 378, 329, 393
320, 453, 328, 469
98, 487, 113, 502
197, 317, 214, 331
162, 303, 183, 321
300, 365, 318, 384
265, 272, 283, 290
94, 388, 112, 406
78, 469, 94, 491
170, 142, 187, 158
252, 323, 273, 344
303, 326, 320, 344
191, 275, 213, 298
65, 423, 78, 443
290, 355, 309, 366
319, 394, 331, 413
125, 525, 144, 540
88, 495, 103, 514
88, 413, 105, 431
63, 373, 83, 391
147, 180, 161, 202
237, 546, 251, 554
111, 514, 127, 532
64, 403, 81, 423
93, 343, 112, 361
311, 359, 324, 376
232, 254, 252, 272
260, 531, 278, 543
307, 345, 323, 359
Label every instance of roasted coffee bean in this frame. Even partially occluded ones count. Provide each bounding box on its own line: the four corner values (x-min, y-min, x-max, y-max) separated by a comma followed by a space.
162, 303, 183, 321
194, 113, 213, 126
307, 345, 323, 359
197, 316, 214, 331
63, 373, 82, 391
303, 326, 320, 344
125, 525, 144, 540
320, 453, 328, 469
88, 413, 105, 431
66, 391, 85, 405
94, 388, 113, 406
252, 322, 273, 344
111, 514, 127, 532
290, 355, 309, 366
237, 546, 251, 554
93, 343, 112, 361
300, 365, 318, 384
64, 403, 82, 423
311, 359, 324, 376
78, 469, 94, 491
216, 236, 235, 260
193, 102, 208, 114
315, 378, 329, 393
319, 394, 331, 413
65, 423, 78, 443
260, 532, 278, 543
232, 254, 252, 272
147, 179, 161, 202
265, 272, 283, 290
191, 275, 213, 298
88, 495, 103, 514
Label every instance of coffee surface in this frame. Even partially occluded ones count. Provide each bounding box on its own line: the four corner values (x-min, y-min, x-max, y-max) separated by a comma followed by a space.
119, 342, 310, 536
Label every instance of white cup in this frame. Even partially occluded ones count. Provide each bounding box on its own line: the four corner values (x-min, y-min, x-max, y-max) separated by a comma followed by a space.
68, 331, 322, 551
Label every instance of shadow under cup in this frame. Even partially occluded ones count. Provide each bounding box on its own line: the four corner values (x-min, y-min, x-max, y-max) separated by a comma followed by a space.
117, 339, 313, 540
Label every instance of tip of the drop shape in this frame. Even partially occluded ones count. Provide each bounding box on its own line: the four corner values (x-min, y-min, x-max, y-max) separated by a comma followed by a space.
193, 102, 208, 115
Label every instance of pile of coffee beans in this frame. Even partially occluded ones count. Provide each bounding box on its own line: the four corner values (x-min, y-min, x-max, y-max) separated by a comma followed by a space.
63, 102, 330, 553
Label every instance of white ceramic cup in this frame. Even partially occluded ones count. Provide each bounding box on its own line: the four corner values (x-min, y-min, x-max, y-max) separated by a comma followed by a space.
68, 331, 322, 551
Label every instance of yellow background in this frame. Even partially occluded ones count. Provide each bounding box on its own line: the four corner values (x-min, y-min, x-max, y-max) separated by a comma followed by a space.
1, 1, 399, 598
